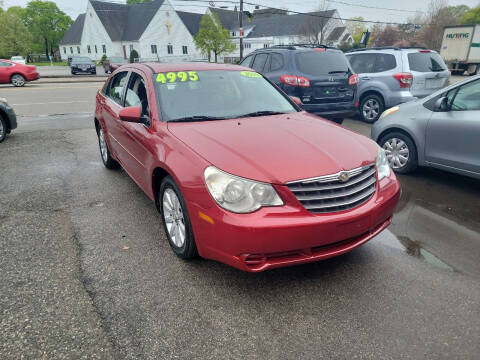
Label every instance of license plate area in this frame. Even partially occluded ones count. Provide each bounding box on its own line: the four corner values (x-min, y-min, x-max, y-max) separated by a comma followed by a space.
426, 78, 443, 89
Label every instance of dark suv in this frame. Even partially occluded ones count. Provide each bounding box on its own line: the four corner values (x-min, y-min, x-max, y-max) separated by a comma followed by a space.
239, 45, 359, 123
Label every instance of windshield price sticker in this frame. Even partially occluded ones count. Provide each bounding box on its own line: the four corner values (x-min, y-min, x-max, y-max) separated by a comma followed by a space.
240, 71, 262, 78
156, 71, 199, 83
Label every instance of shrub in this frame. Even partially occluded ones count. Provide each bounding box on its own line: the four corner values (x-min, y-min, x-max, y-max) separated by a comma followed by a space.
129, 49, 139, 64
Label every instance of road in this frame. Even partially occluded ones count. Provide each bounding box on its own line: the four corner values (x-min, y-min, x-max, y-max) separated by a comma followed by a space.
1, 81, 479, 359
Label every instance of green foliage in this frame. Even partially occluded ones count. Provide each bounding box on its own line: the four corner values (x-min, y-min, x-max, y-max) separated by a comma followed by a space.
460, 7, 480, 24
0, 8, 32, 58
22, 1, 73, 58
129, 49, 139, 64
338, 41, 363, 53
126, 0, 153, 4
100, 54, 107, 65
345, 17, 367, 44
194, 13, 236, 62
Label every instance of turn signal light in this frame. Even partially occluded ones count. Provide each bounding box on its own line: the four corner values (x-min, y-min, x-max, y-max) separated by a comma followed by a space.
281, 75, 311, 87
348, 74, 359, 85
393, 73, 413, 88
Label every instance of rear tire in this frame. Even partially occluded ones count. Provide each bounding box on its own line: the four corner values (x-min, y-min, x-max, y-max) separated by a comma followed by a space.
159, 176, 198, 260
0, 115, 7, 143
11, 74, 25, 87
360, 94, 384, 123
97, 125, 119, 169
379, 131, 417, 174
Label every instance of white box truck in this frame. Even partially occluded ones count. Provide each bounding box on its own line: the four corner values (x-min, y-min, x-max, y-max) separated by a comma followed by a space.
440, 25, 480, 75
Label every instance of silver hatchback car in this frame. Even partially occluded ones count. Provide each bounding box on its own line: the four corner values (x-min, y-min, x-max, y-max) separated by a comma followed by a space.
372, 75, 480, 179
347, 47, 450, 123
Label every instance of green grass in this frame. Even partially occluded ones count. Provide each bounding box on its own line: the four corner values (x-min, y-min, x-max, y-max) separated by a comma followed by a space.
29, 61, 68, 66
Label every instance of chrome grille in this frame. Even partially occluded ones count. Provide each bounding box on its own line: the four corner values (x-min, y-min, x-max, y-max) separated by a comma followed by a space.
287, 164, 377, 213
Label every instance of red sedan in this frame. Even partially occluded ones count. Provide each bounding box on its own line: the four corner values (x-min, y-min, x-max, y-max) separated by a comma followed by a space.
94, 62, 400, 272
0, 59, 39, 87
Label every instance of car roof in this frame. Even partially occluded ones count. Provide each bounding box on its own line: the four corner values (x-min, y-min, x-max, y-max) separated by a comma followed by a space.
127, 62, 252, 73
347, 47, 438, 54
251, 45, 341, 53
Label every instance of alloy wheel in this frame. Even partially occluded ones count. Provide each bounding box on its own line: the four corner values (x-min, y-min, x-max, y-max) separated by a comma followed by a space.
98, 129, 108, 163
11, 75, 25, 87
383, 137, 410, 169
162, 188, 186, 248
362, 99, 380, 121
0, 118, 4, 140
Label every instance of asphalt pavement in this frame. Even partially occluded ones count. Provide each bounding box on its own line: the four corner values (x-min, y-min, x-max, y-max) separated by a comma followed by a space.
1, 81, 479, 359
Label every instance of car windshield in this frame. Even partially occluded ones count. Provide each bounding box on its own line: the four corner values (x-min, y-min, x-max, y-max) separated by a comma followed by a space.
295, 51, 350, 76
408, 52, 446, 72
74, 57, 93, 63
110, 57, 126, 63
154, 70, 297, 121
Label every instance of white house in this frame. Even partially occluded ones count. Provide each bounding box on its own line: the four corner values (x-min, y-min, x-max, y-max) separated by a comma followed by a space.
59, 0, 202, 62
208, 7, 353, 62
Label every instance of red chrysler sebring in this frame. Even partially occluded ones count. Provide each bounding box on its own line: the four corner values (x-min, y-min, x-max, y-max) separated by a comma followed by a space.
0, 59, 39, 87
94, 62, 400, 272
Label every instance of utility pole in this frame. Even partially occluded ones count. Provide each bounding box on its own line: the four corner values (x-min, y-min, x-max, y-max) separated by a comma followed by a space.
239, 0, 244, 60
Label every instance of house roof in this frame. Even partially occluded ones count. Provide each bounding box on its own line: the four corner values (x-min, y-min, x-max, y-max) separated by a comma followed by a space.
208, 7, 249, 29
245, 10, 337, 38
59, 13, 85, 45
326, 26, 346, 41
177, 11, 203, 36
342, 33, 351, 42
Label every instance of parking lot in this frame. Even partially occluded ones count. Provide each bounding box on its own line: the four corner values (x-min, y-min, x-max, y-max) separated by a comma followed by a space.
1, 79, 479, 359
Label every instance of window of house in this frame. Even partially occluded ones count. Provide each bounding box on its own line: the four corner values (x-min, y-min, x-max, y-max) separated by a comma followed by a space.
232, 31, 236, 36
87, 45, 91, 54
107, 71, 129, 106
263, 44, 269, 48
63, 47, 66, 54
129, 44, 134, 53
125, 72, 150, 126
151, 45, 157, 54
182, 46, 188, 54
167, 45, 173, 54
77, 46, 81, 54
95, 45, 98, 53
244, 43, 251, 49
102, 45, 106, 54
70, 47, 73, 54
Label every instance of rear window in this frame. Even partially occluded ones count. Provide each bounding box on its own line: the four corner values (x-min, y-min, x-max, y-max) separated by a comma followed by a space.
295, 51, 350, 76
408, 52, 446, 72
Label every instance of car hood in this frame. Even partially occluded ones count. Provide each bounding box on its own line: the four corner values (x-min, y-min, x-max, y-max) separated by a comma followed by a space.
167, 112, 378, 184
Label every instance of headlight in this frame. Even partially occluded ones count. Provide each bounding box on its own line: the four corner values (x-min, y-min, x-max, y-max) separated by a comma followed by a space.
379, 106, 399, 119
376, 146, 391, 181
204, 166, 283, 213
0, 97, 8, 106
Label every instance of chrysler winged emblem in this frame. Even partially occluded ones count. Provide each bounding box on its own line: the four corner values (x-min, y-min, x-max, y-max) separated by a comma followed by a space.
338, 171, 350, 182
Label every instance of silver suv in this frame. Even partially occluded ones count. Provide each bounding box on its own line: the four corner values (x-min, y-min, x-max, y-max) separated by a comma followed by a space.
346, 47, 450, 123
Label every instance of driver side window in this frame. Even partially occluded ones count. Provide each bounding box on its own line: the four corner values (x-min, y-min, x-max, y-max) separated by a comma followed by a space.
450, 79, 480, 111
125, 72, 150, 126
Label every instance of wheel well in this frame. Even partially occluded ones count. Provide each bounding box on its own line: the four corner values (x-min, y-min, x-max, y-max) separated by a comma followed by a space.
378, 127, 418, 159
152, 167, 171, 211
360, 90, 385, 106
0, 109, 8, 131
10, 73, 25, 81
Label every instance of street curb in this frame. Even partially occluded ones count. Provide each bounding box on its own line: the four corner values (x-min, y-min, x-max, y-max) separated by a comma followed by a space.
37, 78, 107, 84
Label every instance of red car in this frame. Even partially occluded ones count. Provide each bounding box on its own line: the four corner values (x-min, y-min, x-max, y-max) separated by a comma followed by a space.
95, 63, 400, 272
0, 59, 39, 87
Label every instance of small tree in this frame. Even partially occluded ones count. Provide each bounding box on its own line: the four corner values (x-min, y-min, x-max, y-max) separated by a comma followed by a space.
195, 13, 236, 63
129, 49, 139, 63
460, 6, 480, 24
100, 54, 107, 65
0, 8, 32, 58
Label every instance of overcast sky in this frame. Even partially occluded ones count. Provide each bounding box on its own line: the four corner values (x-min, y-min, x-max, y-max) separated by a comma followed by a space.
2, 0, 479, 24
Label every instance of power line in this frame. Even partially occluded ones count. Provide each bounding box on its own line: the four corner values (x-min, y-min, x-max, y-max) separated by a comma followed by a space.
325, 0, 423, 14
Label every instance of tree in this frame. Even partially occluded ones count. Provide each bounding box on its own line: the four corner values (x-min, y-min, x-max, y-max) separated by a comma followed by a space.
22, 1, 72, 59
0, 8, 32, 58
370, 25, 399, 47
126, 0, 153, 4
299, 0, 331, 45
194, 13, 236, 62
345, 17, 367, 44
129, 49, 139, 63
460, 6, 480, 24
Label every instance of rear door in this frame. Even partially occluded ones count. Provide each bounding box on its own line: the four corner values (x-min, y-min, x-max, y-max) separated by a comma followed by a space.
293, 50, 354, 105
0, 61, 14, 83
407, 50, 450, 98
426, 79, 480, 174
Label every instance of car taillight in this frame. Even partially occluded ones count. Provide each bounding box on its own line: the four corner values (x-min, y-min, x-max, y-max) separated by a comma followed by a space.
348, 73, 359, 85
393, 73, 413, 88
314, 48, 326, 52
280, 75, 310, 87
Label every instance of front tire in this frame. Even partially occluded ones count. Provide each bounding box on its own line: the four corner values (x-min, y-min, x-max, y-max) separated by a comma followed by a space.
0, 115, 7, 143
379, 132, 417, 174
97, 126, 119, 169
11, 74, 26, 87
159, 176, 198, 260
360, 94, 384, 123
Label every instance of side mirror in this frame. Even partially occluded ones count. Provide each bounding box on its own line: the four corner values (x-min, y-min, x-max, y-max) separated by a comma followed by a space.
119, 106, 142, 123
289, 96, 302, 106
434, 96, 449, 112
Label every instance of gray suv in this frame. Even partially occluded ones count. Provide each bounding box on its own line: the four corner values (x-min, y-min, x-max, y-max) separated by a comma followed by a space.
346, 47, 450, 123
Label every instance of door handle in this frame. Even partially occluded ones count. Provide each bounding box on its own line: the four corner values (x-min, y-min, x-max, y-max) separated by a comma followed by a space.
360, 76, 370, 80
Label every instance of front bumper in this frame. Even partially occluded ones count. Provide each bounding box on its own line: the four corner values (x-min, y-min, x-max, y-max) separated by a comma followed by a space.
26, 71, 39, 81
189, 173, 401, 272
4, 105, 17, 130
72, 67, 96, 73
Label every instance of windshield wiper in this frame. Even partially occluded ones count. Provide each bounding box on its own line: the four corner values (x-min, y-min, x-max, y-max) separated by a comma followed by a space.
328, 70, 349, 74
234, 111, 289, 118
168, 115, 226, 122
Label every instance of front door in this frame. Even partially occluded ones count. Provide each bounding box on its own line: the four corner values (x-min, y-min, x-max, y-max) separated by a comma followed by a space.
426, 79, 480, 174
